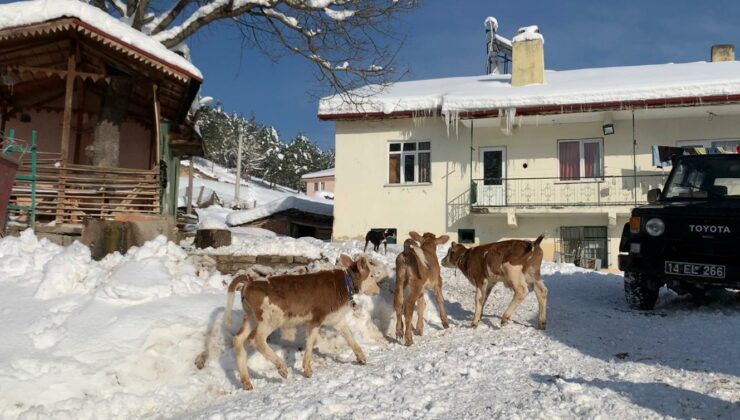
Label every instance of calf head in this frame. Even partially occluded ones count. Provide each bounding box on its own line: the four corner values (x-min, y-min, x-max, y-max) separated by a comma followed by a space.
339, 253, 380, 295
441, 242, 467, 268
409, 231, 450, 249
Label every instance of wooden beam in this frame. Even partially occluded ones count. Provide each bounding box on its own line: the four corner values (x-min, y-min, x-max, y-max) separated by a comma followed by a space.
57, 46, 76, 223
60, 53, 76, 163
152, 84, 161, 167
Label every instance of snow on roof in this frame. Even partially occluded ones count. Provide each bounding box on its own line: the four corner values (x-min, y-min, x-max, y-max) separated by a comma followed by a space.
512, 25, 544, 43
301, 168, 335, 179
226, 196, 333, 226
0, 0, 202, 79
319, 61, 740, 117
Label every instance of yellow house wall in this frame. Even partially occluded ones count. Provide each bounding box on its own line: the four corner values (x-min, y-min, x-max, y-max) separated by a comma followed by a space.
333, 113, 740, 268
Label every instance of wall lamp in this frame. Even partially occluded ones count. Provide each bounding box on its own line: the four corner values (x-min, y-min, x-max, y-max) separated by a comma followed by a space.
602, 122, 615, 135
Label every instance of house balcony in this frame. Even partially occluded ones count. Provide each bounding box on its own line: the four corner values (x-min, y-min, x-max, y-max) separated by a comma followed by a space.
470, 174, 667, 215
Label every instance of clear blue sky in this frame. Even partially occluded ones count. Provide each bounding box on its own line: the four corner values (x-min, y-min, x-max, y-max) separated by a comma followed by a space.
189, 0, 740, 151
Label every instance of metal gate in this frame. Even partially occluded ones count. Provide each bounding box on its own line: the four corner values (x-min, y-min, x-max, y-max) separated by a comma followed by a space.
559, 226, 608, 268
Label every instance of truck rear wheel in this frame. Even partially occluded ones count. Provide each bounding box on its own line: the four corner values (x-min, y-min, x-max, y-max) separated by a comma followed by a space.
624, 272, 659, 310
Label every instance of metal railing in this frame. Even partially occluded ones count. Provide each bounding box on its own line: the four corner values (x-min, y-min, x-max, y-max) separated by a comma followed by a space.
471, 174, 667, 208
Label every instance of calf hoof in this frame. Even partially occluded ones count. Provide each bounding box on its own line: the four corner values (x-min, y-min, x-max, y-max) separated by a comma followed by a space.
303, 367, 313, 378
538, 321, 547, 330
278, 365, 289, 379
414, 327, 423, 336
404, 335, 414, 346
241, 379, 253, 391
356, 355, 367, 365
442, 321, 450, 329
470, 321, 479, 329
194, 352, 207, 370
500, 317, 510, 327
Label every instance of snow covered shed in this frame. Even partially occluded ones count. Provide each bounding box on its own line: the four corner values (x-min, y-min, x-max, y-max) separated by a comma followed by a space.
0, 0, 203, 230
301, 167, 335, 195
227, 196, 334, 240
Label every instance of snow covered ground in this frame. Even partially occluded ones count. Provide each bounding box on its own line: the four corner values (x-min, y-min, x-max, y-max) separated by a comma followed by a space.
0, 232, 738, 419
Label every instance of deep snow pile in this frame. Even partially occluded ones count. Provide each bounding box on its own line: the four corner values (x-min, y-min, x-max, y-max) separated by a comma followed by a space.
0, 232, 738, 419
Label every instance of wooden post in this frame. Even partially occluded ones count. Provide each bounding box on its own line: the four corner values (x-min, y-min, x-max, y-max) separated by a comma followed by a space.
186, 156, 194, 215
152, 84, 161, 166
56, 51, 76, 223
60, 54, 76, 164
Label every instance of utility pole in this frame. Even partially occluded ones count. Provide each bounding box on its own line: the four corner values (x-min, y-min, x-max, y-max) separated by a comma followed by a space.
235, 130, 243, 206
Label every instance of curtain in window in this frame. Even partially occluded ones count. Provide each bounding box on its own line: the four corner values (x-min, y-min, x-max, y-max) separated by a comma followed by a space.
559, 141, 580, 180
389, 154, 400, 183
584, 142, 601, 178
404, 154, 415, 182
418, 152, 430, 183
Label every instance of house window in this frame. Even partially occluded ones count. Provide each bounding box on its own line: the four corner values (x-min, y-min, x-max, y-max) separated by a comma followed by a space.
389, 141, 431, 184
458, 229, 475, 244
558, 139, 603, 180
320, 181, 325, 191
313, 182, 319, 192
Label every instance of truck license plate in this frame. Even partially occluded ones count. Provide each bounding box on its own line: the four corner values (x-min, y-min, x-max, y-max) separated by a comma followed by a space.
664, 261, 726, 279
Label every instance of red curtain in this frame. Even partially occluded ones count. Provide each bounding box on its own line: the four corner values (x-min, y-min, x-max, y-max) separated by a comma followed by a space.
584, 142, 600, 178
559, 142, 580, 180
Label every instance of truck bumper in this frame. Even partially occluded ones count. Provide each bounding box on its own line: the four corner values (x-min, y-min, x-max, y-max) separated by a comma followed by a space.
619, 254, 740, 288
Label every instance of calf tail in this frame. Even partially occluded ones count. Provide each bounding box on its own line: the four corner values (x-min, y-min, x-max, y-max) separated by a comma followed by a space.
533, 234, 545, 248
224, 275, 251, 326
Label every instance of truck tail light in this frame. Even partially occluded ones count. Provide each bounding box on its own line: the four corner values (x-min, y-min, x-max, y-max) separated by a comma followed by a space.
629, 216, 641, 234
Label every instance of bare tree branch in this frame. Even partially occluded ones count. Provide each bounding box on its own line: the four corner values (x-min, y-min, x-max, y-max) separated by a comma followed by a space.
88, 0, 421, 99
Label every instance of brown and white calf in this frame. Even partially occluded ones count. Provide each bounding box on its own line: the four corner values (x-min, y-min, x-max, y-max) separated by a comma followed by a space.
394, 231, 450, 346
224, 253, 380, 390
441, 235, 547, 330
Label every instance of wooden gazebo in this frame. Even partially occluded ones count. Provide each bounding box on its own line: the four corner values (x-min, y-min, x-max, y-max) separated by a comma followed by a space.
0, 3, 203, 227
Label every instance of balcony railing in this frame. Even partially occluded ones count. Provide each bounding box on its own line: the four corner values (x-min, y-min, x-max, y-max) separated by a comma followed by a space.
471, 174, 667, 208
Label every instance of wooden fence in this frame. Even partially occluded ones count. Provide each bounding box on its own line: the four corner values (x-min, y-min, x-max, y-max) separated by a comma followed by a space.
10, 152, 160, 224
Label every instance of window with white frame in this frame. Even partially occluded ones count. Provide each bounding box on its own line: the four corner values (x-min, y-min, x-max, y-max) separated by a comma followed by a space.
388, 141, 431, 184
558, 138, 603, 181
320, 181, 325, 191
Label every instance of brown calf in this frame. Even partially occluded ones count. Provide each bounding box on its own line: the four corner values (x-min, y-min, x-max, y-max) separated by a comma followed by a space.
441, 235, 547, 330
225, 253, 380, 390
394, 231, 450, 346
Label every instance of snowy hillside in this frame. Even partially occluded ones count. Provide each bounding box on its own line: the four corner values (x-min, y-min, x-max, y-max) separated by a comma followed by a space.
0, 232, 738, 418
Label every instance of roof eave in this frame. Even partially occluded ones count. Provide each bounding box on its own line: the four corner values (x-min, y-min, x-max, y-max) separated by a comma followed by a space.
318, 94, 740, 121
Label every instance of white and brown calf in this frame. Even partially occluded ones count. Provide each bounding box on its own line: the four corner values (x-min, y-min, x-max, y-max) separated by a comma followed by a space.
224, 253, 380, 390
394, 231, 451, 346
441, 235, 547, 330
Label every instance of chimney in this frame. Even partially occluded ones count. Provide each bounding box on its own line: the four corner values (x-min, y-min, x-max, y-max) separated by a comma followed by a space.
711, 44, 735, 62
511, 26, 544, 86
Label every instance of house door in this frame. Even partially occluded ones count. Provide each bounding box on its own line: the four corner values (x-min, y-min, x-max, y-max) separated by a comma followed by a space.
478, 147, 506, 206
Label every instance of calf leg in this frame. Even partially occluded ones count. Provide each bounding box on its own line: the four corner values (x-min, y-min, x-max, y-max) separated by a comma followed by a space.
338, 323, 366, 365
471, 283, 486, 328
251, 323, 288, 379
415, 293, 426, 336
500, 270, 528, 327
533, 280, 548, 330
302, 322, 320, 377
403, 283, 424, 346
432, 277, 450, 329
233, 316, 255, 390
482, 281, 496, 309
394, 270, 406, 340
363, 240, 370, 253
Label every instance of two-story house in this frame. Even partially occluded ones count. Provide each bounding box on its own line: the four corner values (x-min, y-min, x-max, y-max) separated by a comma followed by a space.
318, 23, 740, 270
